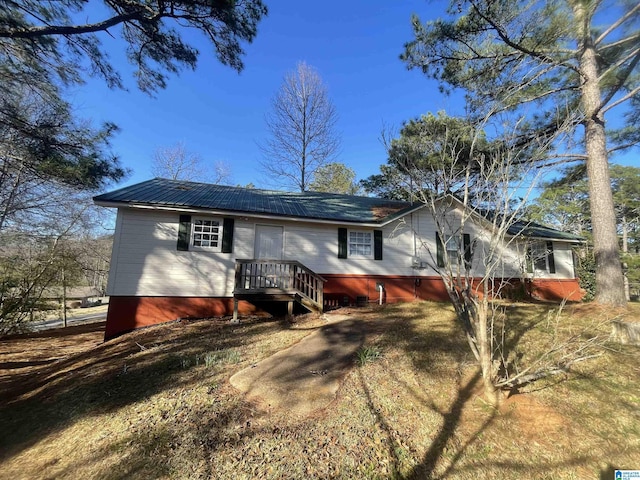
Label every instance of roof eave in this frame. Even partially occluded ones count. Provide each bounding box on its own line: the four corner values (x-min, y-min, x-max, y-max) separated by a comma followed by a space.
507, 232, 586, 243
94, 200, 401, 227
378, 203, 426, 226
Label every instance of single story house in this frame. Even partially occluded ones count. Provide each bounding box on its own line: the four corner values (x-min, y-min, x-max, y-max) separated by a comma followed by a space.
94, 178, 584, 339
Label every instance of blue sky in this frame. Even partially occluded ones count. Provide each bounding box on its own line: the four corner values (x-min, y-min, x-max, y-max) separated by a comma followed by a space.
71, 0, 635, 192
72, 0, 467, 190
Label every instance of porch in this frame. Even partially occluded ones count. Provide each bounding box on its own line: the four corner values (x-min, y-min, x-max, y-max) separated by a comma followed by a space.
232, 259, 326, 320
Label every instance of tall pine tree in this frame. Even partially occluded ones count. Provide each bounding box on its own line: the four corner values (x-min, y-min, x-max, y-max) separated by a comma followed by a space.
403, 0, 640, 306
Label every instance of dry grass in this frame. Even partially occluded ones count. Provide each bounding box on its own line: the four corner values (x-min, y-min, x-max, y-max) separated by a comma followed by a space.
0, 302, 639, 479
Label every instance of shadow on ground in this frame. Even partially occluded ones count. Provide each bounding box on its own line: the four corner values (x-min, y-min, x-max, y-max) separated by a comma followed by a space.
230, 317, 365, 415
0, 316, 299, 463
1, 303, 636, 478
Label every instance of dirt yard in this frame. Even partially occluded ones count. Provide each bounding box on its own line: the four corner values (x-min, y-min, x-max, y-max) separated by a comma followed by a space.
1, 303, 639, 479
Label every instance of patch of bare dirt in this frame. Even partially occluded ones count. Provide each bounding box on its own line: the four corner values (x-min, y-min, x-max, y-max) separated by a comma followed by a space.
500, 393, 568, 444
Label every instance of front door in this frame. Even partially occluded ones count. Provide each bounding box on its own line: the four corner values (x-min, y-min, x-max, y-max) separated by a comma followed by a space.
254, 225, 284, 259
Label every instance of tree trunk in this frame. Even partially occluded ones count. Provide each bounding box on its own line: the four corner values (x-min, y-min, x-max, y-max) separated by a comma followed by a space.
476, 301, 499, 405
577, 6, 627, 307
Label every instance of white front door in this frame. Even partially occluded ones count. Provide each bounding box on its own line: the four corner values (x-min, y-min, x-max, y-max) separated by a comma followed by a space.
254, 225, 284, 259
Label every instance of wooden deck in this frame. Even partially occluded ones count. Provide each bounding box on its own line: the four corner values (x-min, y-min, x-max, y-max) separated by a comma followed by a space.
232, 259, 326, 319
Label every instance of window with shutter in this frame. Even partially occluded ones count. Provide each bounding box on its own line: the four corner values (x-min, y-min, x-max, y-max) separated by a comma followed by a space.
338, 229, 383, 260
436, 232, 473, 268
179, 216, 234, 253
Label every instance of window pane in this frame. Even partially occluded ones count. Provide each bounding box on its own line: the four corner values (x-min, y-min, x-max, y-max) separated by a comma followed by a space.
532, 243, 548, 271
349, 231, 372, 257
445, 235, 460, 264
193, 219, 221, 248
445, 235, 459, 252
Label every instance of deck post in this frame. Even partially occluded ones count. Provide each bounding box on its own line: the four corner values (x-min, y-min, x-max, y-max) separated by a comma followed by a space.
317, 277, 324, 312
232, 298, 239, 324
234, 261, 242, 290
287, 300, 293, 319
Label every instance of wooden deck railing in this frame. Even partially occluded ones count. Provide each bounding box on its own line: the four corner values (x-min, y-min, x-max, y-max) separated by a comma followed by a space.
234, 259, 326, 310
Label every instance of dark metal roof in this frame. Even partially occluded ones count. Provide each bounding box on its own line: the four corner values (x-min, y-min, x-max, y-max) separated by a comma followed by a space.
507, 220, 584, 242
94, 178, 583, 241
474, 206, 584, 242
93, 178, 415, 224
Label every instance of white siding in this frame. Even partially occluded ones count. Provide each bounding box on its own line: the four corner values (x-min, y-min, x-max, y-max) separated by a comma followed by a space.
105, 209, 124, 296
531, 241, 575, 279
106, 207, 578, 297
283, 220, 415, 276
405, 208, 576, 280
107, 209, 250, 296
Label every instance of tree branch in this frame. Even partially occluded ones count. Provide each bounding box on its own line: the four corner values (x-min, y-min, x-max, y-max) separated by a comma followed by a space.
496, 354, 602, 389
599, 32, 640, 52
601, 83, 640, 115
594, 3, 640, 46
469, 0, 580, 75
608, 142, 640, 155
0, 11, 151, 39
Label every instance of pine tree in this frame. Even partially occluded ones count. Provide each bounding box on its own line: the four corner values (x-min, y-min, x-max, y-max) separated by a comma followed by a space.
402, 0, 640, 306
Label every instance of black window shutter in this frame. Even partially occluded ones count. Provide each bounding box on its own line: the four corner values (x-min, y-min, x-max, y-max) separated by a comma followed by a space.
338, 228, 347, 259
463, 233, 472, 269
374, 230, 383, 261
546, 241, 556, 274
436, 232, 445, 268
177, 215, 191, 251
222, 218, 234, 253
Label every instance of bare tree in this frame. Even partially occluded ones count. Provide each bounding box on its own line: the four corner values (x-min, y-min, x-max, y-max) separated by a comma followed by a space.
72, 234, 114, 297
0, 191, 99, 335
151, 142, 232, 184
389, 113, 606, 404
259, 62, 341, 191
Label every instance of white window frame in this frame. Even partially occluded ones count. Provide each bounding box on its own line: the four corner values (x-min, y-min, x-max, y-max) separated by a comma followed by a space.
445, 234, 462, 265
531, 241, 550, 272
348, 230, 373, 258
191, 217, 223, 252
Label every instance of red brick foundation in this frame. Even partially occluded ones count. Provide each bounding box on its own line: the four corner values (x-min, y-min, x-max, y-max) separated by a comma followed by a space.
104, 297, 261, 340
322, 274, 450, 306
105, 275, 584, 339
527, 278, 584, 302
